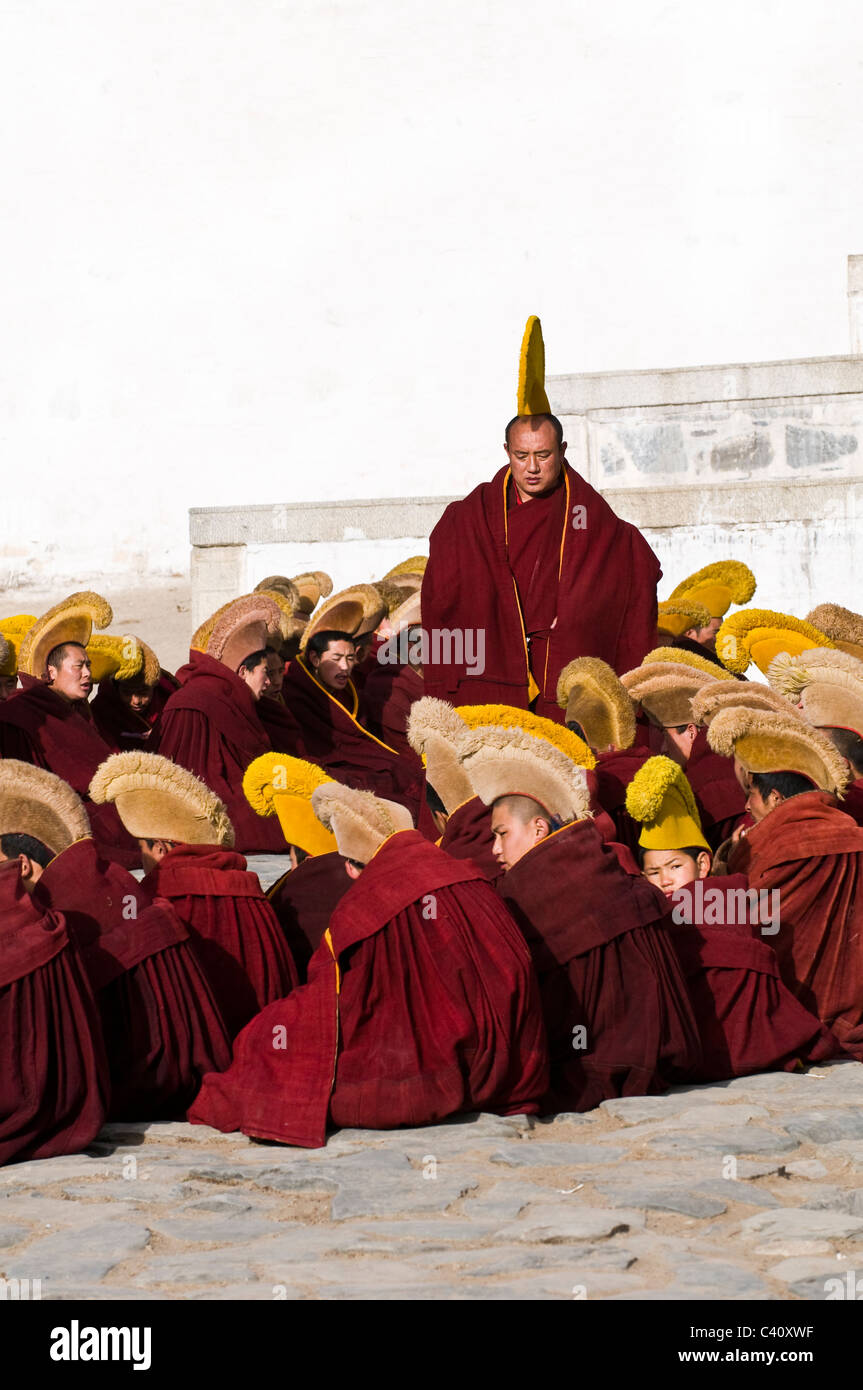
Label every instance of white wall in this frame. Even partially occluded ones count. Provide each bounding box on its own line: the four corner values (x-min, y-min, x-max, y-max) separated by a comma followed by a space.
2, 0, 862, 590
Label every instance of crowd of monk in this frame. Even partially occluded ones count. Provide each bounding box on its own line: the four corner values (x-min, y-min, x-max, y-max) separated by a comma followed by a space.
2, 321, 863, 1164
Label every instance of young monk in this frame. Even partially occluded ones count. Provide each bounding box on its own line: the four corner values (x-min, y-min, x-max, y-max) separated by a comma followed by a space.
190, 783, 549, 1147
459, 723, 701, 1111
709, 705, 863, 1058
89, 635, 177, 753
89, 752, 299, 1038
0, 761, 109, 1165
626, 755, 840, 1079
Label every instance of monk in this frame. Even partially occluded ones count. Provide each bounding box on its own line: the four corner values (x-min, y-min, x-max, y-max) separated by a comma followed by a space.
190, 784, 549, 1147
90, 636, 178, 753
0, 761, 110, 1163
159, 595, 299, 852
89, 751, 299, 1038
626, 754, 840, 1079
710, 706, 863, 1058
406, 697, 500, 879
460, 723, 701, 1111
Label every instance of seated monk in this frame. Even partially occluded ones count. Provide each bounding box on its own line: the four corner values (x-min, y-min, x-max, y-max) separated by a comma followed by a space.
283, 615, 431, 831
0, 762, 109, 1165
30, 768, 232, 1120
709, 705, 863, 1058
407, 697, 500, 879
244, 752, 350, 981
159, 594, 301, 852
459, 723, 701, 1112
657, 561, 757, 662
88, 634, 177, 753
557, 656, 650, 855
90, 752, 299, 1039
362, 582, 425, 762
766, 644, 863, 828
0, 593, 138, 866
189, 782, 549, 1147
0, 618, 29, 700
626, 754, 840, 1079
622, 648, 746, 852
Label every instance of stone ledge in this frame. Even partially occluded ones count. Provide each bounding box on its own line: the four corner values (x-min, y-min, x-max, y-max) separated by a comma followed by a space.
189, 497, 459, 547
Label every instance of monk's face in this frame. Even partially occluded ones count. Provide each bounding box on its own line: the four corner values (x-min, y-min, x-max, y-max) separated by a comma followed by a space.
47, 644, 92, 701
642, 847, 711, 898
310, 640, 356, 693
0, 674, 18, 700
685, 617, 722, 653
662, 722, 698, 767
491, 802, 550, 871
505, 419, 565, 502
265, 650, 285, 694
117, 682, 154, 713
745, 781, 783, 824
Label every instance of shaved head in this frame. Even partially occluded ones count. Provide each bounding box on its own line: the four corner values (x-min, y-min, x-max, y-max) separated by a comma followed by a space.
490, 794, 557, 871
493, 794, 551, 826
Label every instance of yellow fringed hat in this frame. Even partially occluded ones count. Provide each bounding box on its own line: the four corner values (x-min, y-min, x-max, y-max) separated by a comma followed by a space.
707, 707, 849, 796
310, 783, 413, 864
406, 698, 474, 815
517, 315, 551, 416
691, 679, 807, 728
625, 755, 710, 852
242, 753, 338, 857
253, 587, 307, 644
806, 604, 863, 663
206, 594, 285, 673
656, 599, 712, 639
640, 646, 738, 680
667, 561, 756, 621
299, 584, 387, 650
18, 592, 113, 679
622, 651, 734, 728
715, 609, 835, 676
254, 575, 301, 610
86, 634, 161, 687
290, 572, 333, 615
0, 615, 36, 677
0, 760, 92, 856
455, 703, 596, 770
89, 751, 235, 846
460, 724, 593, 824
381, 557, 427, 582
555, 657, 635, 752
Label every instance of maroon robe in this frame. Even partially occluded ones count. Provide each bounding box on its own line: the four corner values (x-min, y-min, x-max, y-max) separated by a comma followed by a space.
360, 662, 425, 764
686, 728, 747, 852
422, 461, 660, 720
143, 844, 299, 1037
496, 818, 701, 1112
267, 852, 351, 981
729, 791, 863, 1058
588, 745, 652, 856
668, 876, 842, 1079
256, 690, 306, 755
438, 795, 499, 880
0, 677, 139, 867
841, 778, 863, 827
189, 830, 549, 1147
0, 861, 108, 1166
159, 650, 295, 853
36, 838, 232, 1118
90, 670, 179, 753
281, 657, 433, 832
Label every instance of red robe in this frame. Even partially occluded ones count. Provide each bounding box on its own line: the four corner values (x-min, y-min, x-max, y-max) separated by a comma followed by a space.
841, 778, 863, 827
729, 791, 863, 1058
421, 462, 660, 720
143, 844, 299, 1037
90, 671, 178, 753
159, 651, 295, 853
668, 876, 842, 1079
360, 662, 425, 764
281, 657, 433, 832
0, 677, 139, 867
267, 852, 351, 982
36, 838, 232, 1118
686, 728, 747, 852
496, 818, 701, 1112
189, 830, 549, 1147
438, 795, 499, 880
588, 745, 652, 856
0, 861, 109, 1166
256, 690, 306, 755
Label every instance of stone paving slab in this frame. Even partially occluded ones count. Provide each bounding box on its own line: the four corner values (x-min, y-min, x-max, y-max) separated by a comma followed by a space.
2, 1059, 863, 1300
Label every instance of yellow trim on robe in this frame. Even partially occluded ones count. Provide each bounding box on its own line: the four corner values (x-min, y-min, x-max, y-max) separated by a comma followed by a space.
297, 656, 403, 757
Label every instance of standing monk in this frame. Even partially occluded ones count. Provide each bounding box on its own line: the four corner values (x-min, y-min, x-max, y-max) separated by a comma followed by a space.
421, 317, 661, 720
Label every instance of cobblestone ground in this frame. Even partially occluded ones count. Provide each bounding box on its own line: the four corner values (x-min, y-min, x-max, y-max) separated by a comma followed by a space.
3, 1060, 863, 1301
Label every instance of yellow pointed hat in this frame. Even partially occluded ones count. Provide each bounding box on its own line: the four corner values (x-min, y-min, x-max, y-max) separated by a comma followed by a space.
242, 753, 338, 858
668, 561, 756, 621
517, 315, 551, 416
625, 755, 710, 853
715, 609, 835, 676
18, 592, 113, 679
0, 616, 36, 676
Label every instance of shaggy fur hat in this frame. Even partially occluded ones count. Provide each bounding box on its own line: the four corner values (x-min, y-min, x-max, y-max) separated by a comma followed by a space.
0, 615, 35, 676
625, 755, 710, 853
86, 634, 161, 686
715, 608, 834, 676
18, 592, 113, 678
406, 698, 474, 814
667, 560, 757, 619
707, 707, 849, 796
300, 584, 387, 650
310, 783, 413, 864
290, 572, 334, 614
381, 557, 427, 581
656, 598, 713, 639
768, 647, 863, 738
455, 703, 595, 769
243, 753, 338, 857
460, 723, 592, 824
690, 679, 808, 728
806, 604, 863, 663
555, 656, 635, 751
206, 594, 284, 673
89, 752, 235, 846
621, 656, 732, 728
0, 760, 91, 856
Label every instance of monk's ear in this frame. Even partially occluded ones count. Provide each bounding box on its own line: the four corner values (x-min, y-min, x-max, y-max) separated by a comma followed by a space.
559, 438, 567, 459
696, 851, 712, 879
